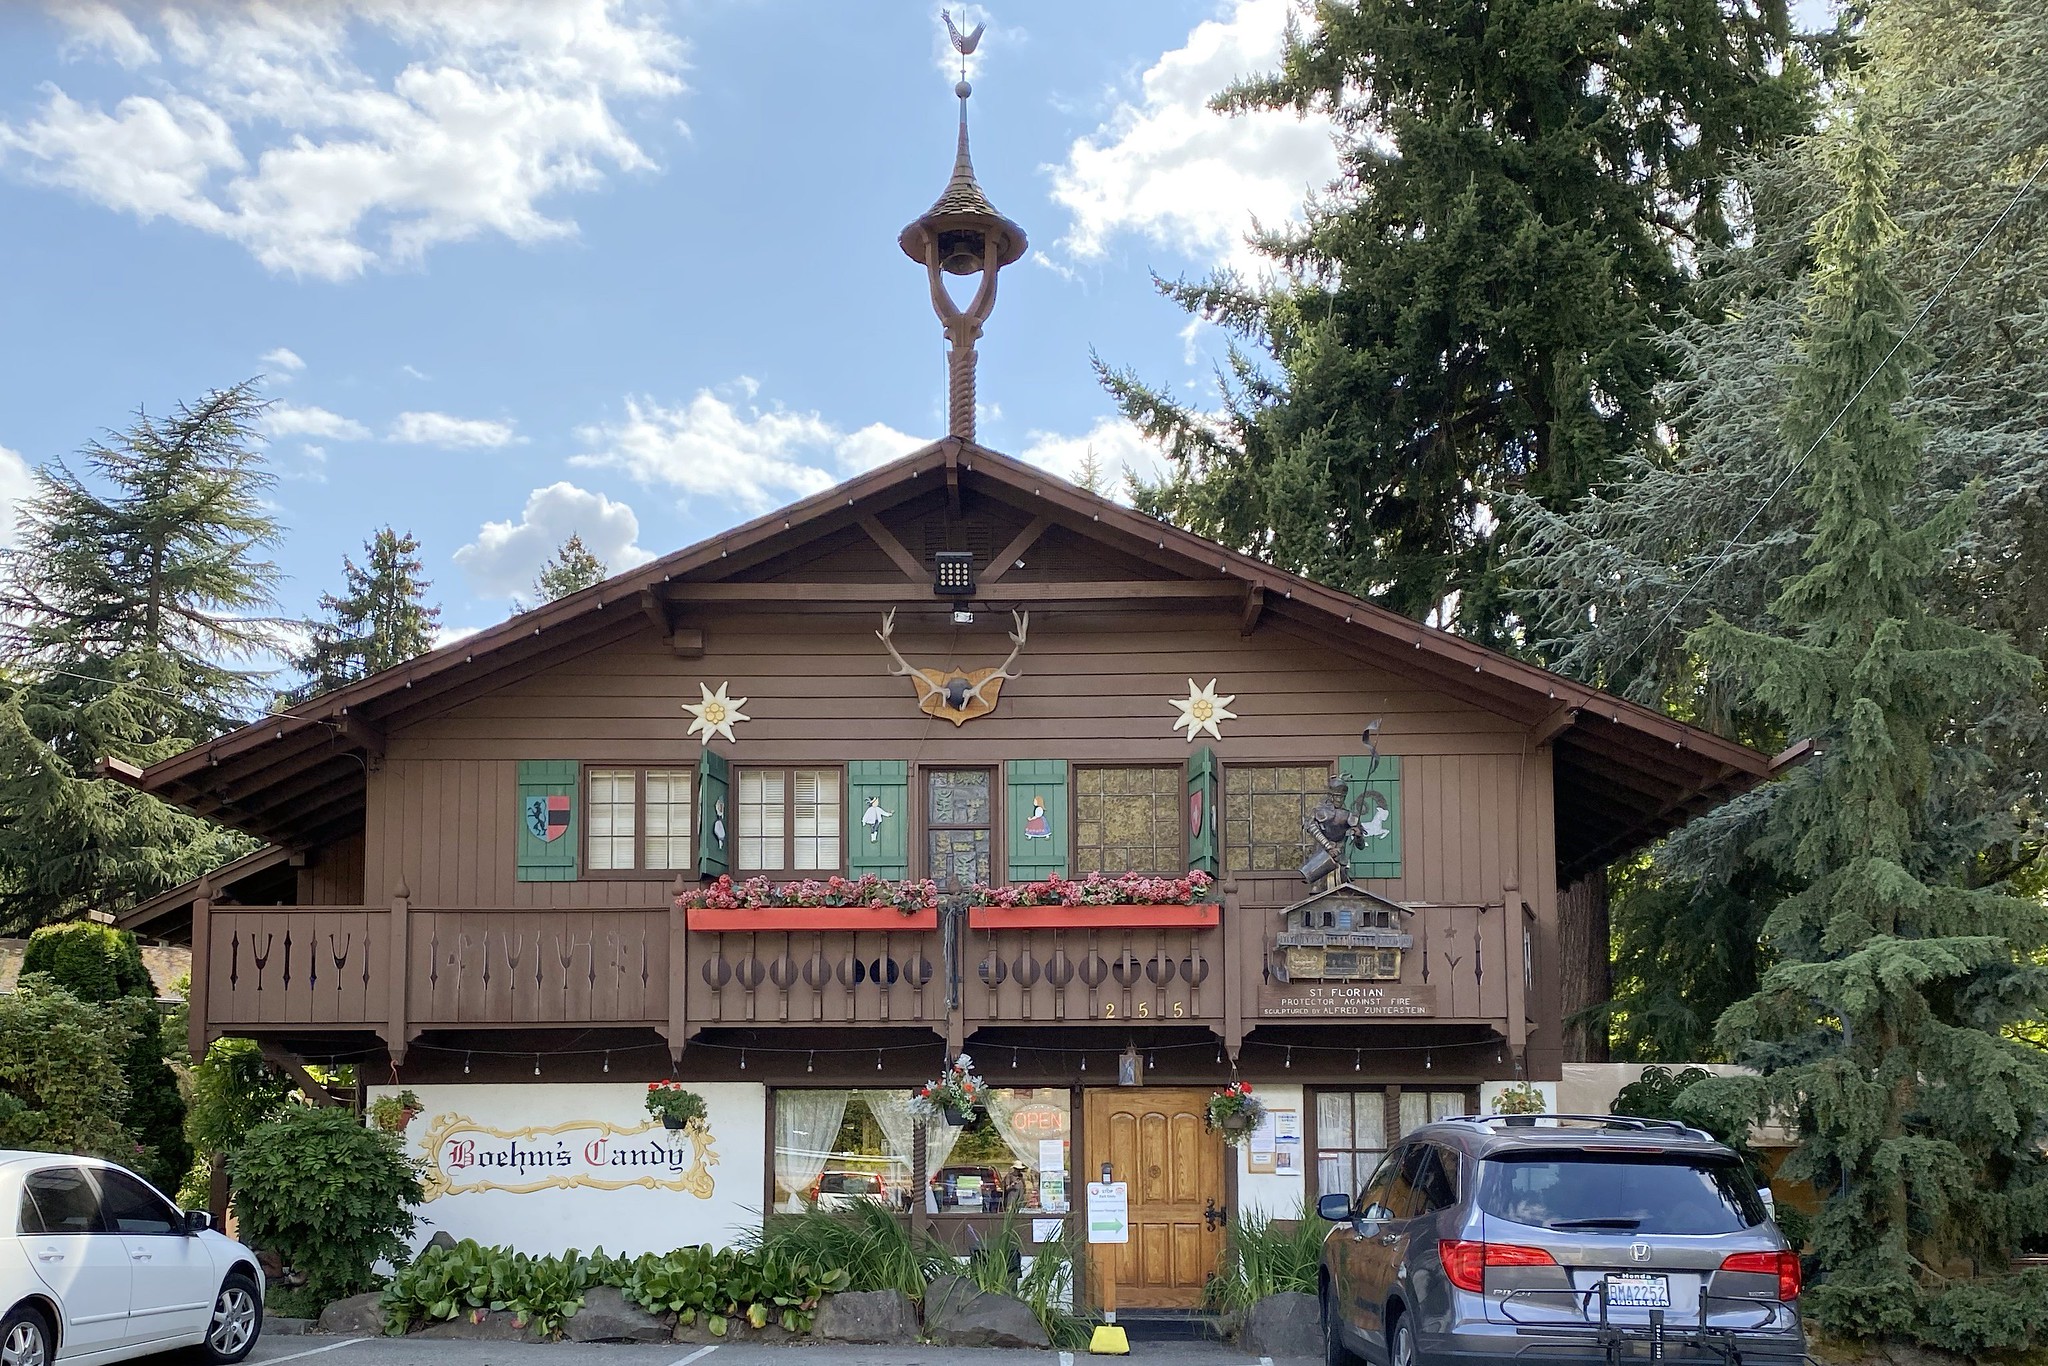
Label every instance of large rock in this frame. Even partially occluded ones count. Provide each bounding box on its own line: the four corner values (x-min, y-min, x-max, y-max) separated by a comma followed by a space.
416, 1311, 547, 1342
315, 1292, 387, 1336
564, 1287, 670, 1343
424, 1231, 459, 1253
925, 1280, 1050, 1350
1240, 1292, 1321, 1360
814, 1290, 918, 1343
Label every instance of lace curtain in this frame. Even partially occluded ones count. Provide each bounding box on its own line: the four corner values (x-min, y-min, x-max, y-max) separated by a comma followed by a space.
773, 1089, 850, 1211
862, 1088, 964, 1211
984, 1089, 1052, 1171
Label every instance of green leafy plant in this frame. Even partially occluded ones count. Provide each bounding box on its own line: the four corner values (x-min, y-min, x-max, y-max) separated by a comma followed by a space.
615, 1244, 848, 1335
1489, 1081, 1547, 1116
180, 1036, 293, 1208
0, 976, 136, 1160
945, 1210, 1096, 1349
643, 1083, 706, 1129
21, 923, 155, 1002
1205, 1082, 1265, 1144
229, 1106, 422, 1303
1204, 1208, 1327, 1311
366, 1090, 423, 1135
745, 1201, 942, 1299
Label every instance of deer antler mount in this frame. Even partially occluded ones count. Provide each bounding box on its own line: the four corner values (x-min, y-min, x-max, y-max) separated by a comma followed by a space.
876, 610, 1028, 727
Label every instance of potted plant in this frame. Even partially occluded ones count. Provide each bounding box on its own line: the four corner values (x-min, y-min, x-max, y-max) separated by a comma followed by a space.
909, 1053, 985, 1126
367, 1088, 423, 1134
646, 1082, 709, 1131
1491, 1081, 1547, 1126
1205, 1082, 1265, 1144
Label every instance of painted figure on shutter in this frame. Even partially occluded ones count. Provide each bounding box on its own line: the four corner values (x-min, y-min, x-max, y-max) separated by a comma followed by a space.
862, 795, 893, 843
525, 794, 571, 843
1023, 795, 1050, 840
876, 609, 1028, 725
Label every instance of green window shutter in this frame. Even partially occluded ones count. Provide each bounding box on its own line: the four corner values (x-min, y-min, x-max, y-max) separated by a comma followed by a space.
1339, 753, 1401, 880
1186, 747, 1219, 877
1005, 759, 1068, 883
517, 760, 579, 882
697, 749, 730, 878
848, 760, 909, 880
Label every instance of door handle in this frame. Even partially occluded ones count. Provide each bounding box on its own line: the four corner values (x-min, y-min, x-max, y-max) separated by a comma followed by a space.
37, 1253, 62, 1262
131, 1252, 153, 1261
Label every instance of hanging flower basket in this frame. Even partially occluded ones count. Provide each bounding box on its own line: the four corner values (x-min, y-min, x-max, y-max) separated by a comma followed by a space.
367, 1089, 423, 1135
646, 1082, 708, 1132
1205, 1082, 1265, 1146
910, 1054, 985, 1125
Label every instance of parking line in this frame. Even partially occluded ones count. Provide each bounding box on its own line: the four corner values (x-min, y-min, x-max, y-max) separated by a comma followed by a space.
668, 1346, 720, 1366
261, 1339, 367, 1365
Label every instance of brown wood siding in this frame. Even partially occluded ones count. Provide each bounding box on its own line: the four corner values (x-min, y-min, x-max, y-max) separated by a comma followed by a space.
297, 832, 364, 905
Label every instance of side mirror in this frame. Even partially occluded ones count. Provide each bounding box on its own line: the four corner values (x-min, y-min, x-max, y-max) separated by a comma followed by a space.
182, 1210, 212, 1235
1316, 1192, 1354, 1222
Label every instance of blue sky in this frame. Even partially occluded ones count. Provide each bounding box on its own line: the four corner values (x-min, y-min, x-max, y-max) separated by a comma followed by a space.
0, 0, 1342, 645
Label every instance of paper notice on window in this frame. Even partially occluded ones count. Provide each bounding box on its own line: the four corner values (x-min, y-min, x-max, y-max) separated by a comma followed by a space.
1039, 1138, 1065, 1175
1032, 1217, 1064, 1243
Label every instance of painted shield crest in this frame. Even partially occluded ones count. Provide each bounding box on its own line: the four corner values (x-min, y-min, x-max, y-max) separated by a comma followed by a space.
525, 794, 571, 843
1189, 792, 1204, 838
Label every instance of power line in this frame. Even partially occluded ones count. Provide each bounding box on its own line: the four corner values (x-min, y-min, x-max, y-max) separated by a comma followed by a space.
1611, 145, 2048, 681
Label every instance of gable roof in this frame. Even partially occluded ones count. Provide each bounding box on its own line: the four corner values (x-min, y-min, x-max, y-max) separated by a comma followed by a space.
102, 436, 1785, 880
1276, 883, 1414, 919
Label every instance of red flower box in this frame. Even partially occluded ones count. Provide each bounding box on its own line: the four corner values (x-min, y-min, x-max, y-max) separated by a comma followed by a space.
687, 907, 939, 932
966, 903, 1219, 930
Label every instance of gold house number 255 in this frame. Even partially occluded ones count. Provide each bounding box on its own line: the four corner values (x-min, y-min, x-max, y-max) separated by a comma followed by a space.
1101, 1002, 1185, 1018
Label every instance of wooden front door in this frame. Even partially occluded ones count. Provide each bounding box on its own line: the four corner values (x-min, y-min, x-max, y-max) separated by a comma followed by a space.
1084, 1087, 1227, 1309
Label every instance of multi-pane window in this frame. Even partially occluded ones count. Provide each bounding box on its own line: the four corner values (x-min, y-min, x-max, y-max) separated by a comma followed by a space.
1315, 1089, 1389, 1203
587, 767, 693, 872
1398, 1088, 1469, 1137
927, 769, 992, 886
1224, 764, 1331, 873
1074, 766, 1182, 874
737, 768, 843, 874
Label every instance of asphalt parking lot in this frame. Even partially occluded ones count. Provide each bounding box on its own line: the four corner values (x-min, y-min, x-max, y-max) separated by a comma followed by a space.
241, 1338, 1317, 1366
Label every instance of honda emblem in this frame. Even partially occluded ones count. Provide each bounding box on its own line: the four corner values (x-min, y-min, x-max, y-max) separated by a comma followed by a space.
1630, 1242, 1653, 1263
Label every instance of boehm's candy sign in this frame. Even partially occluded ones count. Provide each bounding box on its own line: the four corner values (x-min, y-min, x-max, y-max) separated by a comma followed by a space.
422, 1114, 717, 1199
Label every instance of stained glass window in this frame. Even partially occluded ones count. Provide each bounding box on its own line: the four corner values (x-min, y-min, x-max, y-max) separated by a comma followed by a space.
1223, 764, 1330, 874
926, 770, 992, 886
1074, 766, 1182, 874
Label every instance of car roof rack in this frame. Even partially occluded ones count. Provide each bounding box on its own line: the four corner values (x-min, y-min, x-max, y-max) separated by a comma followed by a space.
1435, 1114, 1719, 1142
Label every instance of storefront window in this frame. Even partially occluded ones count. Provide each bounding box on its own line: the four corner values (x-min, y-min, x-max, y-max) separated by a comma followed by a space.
1398, 1088, 1469, 1135
1315, 1088, 1388, 1201
771, 1087, 1070, 1217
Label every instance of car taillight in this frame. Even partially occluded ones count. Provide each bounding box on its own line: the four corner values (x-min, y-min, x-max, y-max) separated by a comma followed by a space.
1720, 1250, 1801, 1301
1440, 1240, 1558, 1294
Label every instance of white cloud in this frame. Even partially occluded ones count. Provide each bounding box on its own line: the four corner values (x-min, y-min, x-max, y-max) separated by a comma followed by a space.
54, 3, 159, 69
453, 481, 652, 603
1019, 416, 1172, 503
265, 402, 369, 441
573, 381, 925, 512
389, 410, 519, 449
0, 444, 35, 550
259, 345, 304, 375
1047, 0, 1337, 274
4, 1, 688, 280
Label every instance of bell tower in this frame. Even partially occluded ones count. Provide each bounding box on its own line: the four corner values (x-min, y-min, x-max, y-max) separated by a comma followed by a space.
899, 11, 1027, 443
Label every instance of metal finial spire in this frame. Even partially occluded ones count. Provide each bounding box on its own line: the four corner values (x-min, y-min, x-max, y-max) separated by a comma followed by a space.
902, 9, 1025, 443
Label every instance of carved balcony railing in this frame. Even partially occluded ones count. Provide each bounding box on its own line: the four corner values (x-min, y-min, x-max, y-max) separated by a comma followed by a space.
964, 924, 1220, 1027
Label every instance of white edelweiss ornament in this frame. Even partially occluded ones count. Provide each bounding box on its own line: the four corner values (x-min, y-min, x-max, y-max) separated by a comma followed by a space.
1170, 678, 1237, 742
683, 681, 750, 746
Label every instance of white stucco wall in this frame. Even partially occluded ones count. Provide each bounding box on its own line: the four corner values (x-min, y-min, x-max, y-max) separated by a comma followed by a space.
1234, 1082, 1307, 1220
369, 1082, 767, 1256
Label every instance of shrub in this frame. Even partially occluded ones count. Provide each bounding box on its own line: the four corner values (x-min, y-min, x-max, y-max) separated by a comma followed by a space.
0, 976, 136, 1159
1918, 1270, 2048, 1357
1204, 1207, 1326, 1311
746, 1201, 941, 1298
382, 1239, 614, 1337
22, 923, 154, 1002
180, 1037, 294, 1207
229, 1106, 422, 1302
618, 1243, 848, 1334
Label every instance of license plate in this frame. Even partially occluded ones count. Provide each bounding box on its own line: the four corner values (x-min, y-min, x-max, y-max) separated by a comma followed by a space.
1604, 1274, 1670, 1309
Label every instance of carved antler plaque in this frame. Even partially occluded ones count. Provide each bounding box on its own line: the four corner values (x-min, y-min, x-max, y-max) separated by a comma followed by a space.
876, 609, 1028, 726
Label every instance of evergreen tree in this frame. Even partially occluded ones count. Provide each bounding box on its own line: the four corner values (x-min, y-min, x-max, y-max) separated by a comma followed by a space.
1509, 0, 2048, 1062
530, 533, 606, 604
1679, 121, 2048, 1351
1106, 0, 1814, 643
0, 382, 280, 927
290, 527, 440, 697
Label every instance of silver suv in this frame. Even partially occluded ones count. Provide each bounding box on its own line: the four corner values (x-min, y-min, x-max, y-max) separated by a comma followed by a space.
1316, 1115, 1806, 1366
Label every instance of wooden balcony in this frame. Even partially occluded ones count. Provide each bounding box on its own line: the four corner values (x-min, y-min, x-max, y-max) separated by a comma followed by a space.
189, 886, 1535, 1062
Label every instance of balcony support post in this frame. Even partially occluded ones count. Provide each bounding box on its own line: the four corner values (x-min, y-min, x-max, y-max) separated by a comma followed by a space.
188, 877, 213, 1063
1222, 879, 1245, 1061
665, 877, 689, 1065
384, 878, 411, 1067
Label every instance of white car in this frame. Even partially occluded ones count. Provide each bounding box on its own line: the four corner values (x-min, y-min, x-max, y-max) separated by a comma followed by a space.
0, 1154, 262, 1366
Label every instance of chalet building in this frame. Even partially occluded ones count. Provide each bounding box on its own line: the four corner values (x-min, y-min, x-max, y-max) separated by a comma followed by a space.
105, 65, 1784, 1308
